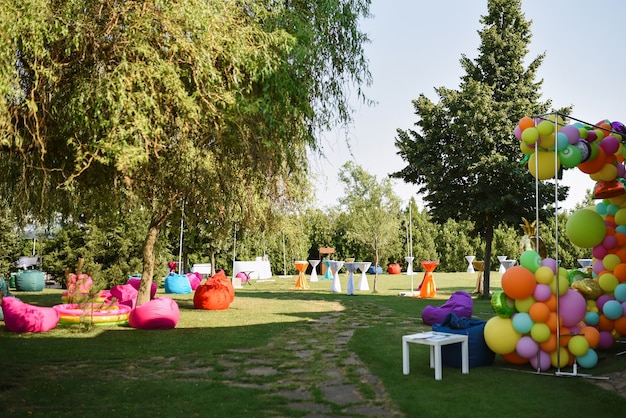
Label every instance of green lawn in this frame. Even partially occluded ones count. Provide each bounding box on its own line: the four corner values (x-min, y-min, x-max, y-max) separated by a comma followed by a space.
1, 271, 625, 417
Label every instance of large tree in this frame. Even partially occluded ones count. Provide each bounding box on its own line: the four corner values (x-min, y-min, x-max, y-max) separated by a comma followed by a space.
0, 0, 372, 304
393, 0, 566, 298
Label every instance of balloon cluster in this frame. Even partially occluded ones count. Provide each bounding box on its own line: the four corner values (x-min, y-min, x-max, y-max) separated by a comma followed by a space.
484, 116, 626, 371
515, 115, 626, 182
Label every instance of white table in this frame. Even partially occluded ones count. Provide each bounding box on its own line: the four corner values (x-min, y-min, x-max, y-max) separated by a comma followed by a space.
232, 259, 273, 280
402, 332, 469, 380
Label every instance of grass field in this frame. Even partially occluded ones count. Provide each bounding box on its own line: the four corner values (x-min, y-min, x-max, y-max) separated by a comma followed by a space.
1, 270, 625, 417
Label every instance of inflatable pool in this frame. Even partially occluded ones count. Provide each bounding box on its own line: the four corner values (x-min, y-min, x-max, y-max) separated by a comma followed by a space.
54, 303, 131, 326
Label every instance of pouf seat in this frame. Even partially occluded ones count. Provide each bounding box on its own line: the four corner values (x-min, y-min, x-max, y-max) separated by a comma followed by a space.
387, 263, 401, 274
129, 297, 180, 330
109, 283, 139, 309
164, 273, 192, 294
433, 313, 495, 368
15, 270, 45, 292
127, 278, 157, 299
422, 291, 473, 326
2, 296, 59, 333
194, 270, 235, 310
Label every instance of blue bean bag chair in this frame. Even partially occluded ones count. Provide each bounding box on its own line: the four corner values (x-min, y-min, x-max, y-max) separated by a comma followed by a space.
421, 291, 473, 326
15, 270, 45, 292
164, 273, 192, 294
433, 313, 495, 368
367, 265, 383, 274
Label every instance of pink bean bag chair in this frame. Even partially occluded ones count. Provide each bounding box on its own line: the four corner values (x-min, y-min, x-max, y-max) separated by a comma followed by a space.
421, 291, 473, 326
109, 284, 139, 309
1, 296, 59, 333
127, 278, 157, 299
186, 272, 202, 290
129, 297, 180, 330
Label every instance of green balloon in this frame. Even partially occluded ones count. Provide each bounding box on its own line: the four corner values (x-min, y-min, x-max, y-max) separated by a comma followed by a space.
565, 209, 606, 248
520, 250, 542, 273
558, 145, 582, 168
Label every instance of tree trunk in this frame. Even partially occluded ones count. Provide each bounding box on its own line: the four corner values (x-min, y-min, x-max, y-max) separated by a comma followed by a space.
481, 219, 494, 300
137, 208, 172, 306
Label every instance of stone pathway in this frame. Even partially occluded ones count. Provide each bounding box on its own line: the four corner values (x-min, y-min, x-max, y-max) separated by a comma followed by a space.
215, 305, 405, 417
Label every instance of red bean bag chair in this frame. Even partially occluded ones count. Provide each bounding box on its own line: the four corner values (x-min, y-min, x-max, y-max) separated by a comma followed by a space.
109, 283, 138, 309
421, 291, 473, 326
387, 263, 401, 274
194, 270, 235, 310
1, 296, 59, 333
129, 297, 180, 330
186, 272, 202, 290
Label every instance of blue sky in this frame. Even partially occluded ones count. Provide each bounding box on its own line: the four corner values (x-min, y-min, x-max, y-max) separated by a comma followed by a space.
308, 0, 626, 211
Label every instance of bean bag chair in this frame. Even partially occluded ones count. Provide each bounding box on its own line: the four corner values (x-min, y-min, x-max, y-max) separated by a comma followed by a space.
109, 283, 138, 309
421, 291, 473, 326
15, 270, 45, 292
186, 272, 202, 290
367, 265, 383, 274
165, 273, 192, 294
0, 279, 12, 321
194, 270, 235, 310
1, 296, 59, 333
387, 263, 401, 274
433, 313, 495, 368
127, 277, 157, 299
129, 297, 180, 330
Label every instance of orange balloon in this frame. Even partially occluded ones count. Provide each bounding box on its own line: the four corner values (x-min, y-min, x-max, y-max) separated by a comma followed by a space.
597, 314, 615, 332
613, 263, 626, 282
596, 120, 613, 137
579, 147, 607, 174
539, 333, 557, 353
558, 326, 572, 347
545, 294, 557, 312
518, 116, 535, 131
501, 266, 537, 299
615, 248, 626, 263
529, 302, 551, 323
580, 326, 600, 349
502, 351, 529, 365
614, 317, 626, 336
546, 312, 559, 332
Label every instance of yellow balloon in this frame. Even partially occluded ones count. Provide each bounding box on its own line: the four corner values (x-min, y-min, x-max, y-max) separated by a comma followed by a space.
528, 151, 560, 180
609, 194, 626, 207
520, 141, 535, 155
539, 134, 555, 149
550, 347, 569, 368
599, 163, 618, 181
484, 317, 521, 355
549, 275, 569, 296
515, 296, 536, 313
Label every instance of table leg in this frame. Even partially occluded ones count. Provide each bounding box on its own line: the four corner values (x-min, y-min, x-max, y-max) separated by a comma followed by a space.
461, 339, 469, 375
433, 344, 443, 380
402, 338, 410, 375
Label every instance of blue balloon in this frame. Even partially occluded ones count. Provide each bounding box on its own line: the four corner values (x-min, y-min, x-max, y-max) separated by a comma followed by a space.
584, 311, 600, 326
512, 312, 534, 334
602, 299, 623, 320
577, 348, 598, 369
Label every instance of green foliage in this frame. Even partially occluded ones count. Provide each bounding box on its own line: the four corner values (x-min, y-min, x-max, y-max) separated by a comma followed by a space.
0, 205, 22, 277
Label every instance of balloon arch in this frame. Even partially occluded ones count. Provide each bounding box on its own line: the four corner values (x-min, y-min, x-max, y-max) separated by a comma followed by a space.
484, 112, 626, 376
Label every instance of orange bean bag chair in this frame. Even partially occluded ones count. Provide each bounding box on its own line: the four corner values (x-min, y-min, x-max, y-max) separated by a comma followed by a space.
387, 263, 401, 274
193, 270, 235, 310
1, 296, 59, 333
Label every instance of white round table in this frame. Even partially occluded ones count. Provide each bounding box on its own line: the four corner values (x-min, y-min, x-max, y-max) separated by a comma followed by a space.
308, 259, 321, 282
357, 262, 371, 291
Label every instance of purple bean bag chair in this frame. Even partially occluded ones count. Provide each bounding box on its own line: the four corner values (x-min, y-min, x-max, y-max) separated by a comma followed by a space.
421, 291, 473, 326
1, 296, 59, 333
109, 284, 139, 309
129, 297, 180, 330
127, 278, 157, 299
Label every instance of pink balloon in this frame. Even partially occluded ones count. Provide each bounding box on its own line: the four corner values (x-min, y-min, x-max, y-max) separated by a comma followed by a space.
602, 235, 617, 250
560, 125, 580, 144
592, 245, 608, 259
514, 125, 522, 140
593, 259, 606, 275
597, 294, 614, 311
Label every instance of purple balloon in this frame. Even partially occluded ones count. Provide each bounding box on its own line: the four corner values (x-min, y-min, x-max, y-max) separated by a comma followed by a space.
560, 125, 580, 144
598, 331, 614, 350
515, 125, 522, 140
597, 294, 615, 311
559, 289, 587, 327
541, 258, 558, 273
530, 350, 551, 372
516, 336, 540, 359
611, 121, 626, 136
533, 283, 552, 302
600, 136, 620, 154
